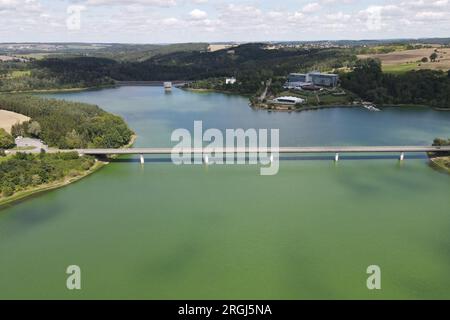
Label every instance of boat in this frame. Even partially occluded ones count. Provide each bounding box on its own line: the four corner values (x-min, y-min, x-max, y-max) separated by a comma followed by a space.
164, 82, 172, 91
362, 103, 381, 112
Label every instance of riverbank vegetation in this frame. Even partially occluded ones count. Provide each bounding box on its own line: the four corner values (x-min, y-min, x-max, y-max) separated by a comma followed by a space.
0, 152, 96, 202
0, 94, 134, 149
429, 138, 450, 174
340, 59, 450, 109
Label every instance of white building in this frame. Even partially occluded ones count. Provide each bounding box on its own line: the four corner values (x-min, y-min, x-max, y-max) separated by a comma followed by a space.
286, 71, 339, 88
225, 77, 237, 85
14, 136, 48, 152
272, 96, 305, 105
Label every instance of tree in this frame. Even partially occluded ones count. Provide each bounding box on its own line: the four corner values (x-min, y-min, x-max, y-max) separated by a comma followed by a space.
2, 186, 14, 197
433, 138, 450, 146
27, 121, 42, 138
0, 128, 15, 149
430, 52, 438, 62
421, 57, 428, 63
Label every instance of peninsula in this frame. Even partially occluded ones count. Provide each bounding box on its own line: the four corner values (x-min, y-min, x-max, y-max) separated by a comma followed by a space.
0, 94, 134, 205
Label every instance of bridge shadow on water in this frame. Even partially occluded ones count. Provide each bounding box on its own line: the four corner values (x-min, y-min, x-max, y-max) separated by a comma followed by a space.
109, 154, 428, 164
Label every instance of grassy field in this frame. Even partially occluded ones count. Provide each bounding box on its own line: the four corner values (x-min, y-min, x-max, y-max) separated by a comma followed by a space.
274, 89, 353, 106
358, 45, 450, 73
382, 62, 420, 74
16, 53, 50, 60
9, 70, 32, 78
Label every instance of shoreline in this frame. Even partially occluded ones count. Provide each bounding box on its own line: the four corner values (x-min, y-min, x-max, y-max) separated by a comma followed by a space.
429, 156, 450, 174
0, 160, 107, 209
182, 87, 253, 97
0, 84, 116, 94
251, 103, 357, 112
251, 102, 448, 113
5, 84, 449, 112
0, 134, 138, 209
184, 87, 448, 112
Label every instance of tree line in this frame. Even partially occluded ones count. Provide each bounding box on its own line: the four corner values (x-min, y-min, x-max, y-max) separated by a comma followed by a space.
0, 94, 134, 149
340, 59, 450, 108
0, 152, 95, 198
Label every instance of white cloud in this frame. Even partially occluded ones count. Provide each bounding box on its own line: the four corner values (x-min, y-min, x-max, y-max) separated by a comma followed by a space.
161, 17, 179, 25
83, 0, 176, 6
302, 2, 321, 13
189, 8, 207, 20
1, 0, 450, 43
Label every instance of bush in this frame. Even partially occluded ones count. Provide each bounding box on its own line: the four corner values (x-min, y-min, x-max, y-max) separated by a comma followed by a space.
58, 152, 80, 161
81, 160, 94, 171
2, 186, 14, 197
0, 128, 15, 149
433, 138, 450, 146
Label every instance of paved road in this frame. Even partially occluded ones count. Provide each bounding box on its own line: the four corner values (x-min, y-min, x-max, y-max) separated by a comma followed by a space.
74, 146, 450, 155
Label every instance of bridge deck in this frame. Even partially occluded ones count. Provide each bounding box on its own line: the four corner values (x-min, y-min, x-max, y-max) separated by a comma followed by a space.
76, 146, 450, 155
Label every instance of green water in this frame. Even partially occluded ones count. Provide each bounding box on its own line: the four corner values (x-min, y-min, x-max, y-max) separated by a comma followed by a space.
1, 87, 449, 299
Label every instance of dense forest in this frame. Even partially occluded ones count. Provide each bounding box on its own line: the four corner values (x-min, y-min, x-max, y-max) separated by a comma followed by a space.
341, 59, 450, 108
0, 152, 95, 198
0, 94, 134, 149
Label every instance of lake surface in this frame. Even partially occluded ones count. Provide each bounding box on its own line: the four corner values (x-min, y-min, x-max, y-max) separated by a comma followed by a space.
1, 86, 449, 299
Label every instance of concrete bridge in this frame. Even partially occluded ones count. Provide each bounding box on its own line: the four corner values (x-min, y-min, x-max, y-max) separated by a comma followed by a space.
76, 146, 450, 163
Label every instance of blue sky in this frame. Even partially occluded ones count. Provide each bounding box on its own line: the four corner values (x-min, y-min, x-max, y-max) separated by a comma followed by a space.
1, 0, 449, 43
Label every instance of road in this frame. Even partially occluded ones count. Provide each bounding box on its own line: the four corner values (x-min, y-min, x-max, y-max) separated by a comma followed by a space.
74, 146, 450, 155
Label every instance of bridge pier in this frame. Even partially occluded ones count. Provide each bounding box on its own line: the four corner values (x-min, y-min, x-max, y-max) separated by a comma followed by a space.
400, 152, 405, 161
335, 153, 339, 162
140, 154, 144, 164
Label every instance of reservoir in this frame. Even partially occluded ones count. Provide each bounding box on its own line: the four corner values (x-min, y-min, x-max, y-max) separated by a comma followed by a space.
0, 86, 449, 299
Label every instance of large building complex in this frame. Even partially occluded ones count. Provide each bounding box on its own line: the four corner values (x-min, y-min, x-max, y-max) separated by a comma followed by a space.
286, 72, 339, 88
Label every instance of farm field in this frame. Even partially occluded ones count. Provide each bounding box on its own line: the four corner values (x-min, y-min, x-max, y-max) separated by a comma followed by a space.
0, 109, 30, 133
358, 46, 450, 73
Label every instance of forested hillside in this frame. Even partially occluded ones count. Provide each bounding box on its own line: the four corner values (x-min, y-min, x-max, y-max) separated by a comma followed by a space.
0, 95, 133, 148
0, 44, 357, 92
341, 59, 450, 108
2, 44, 450, 108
